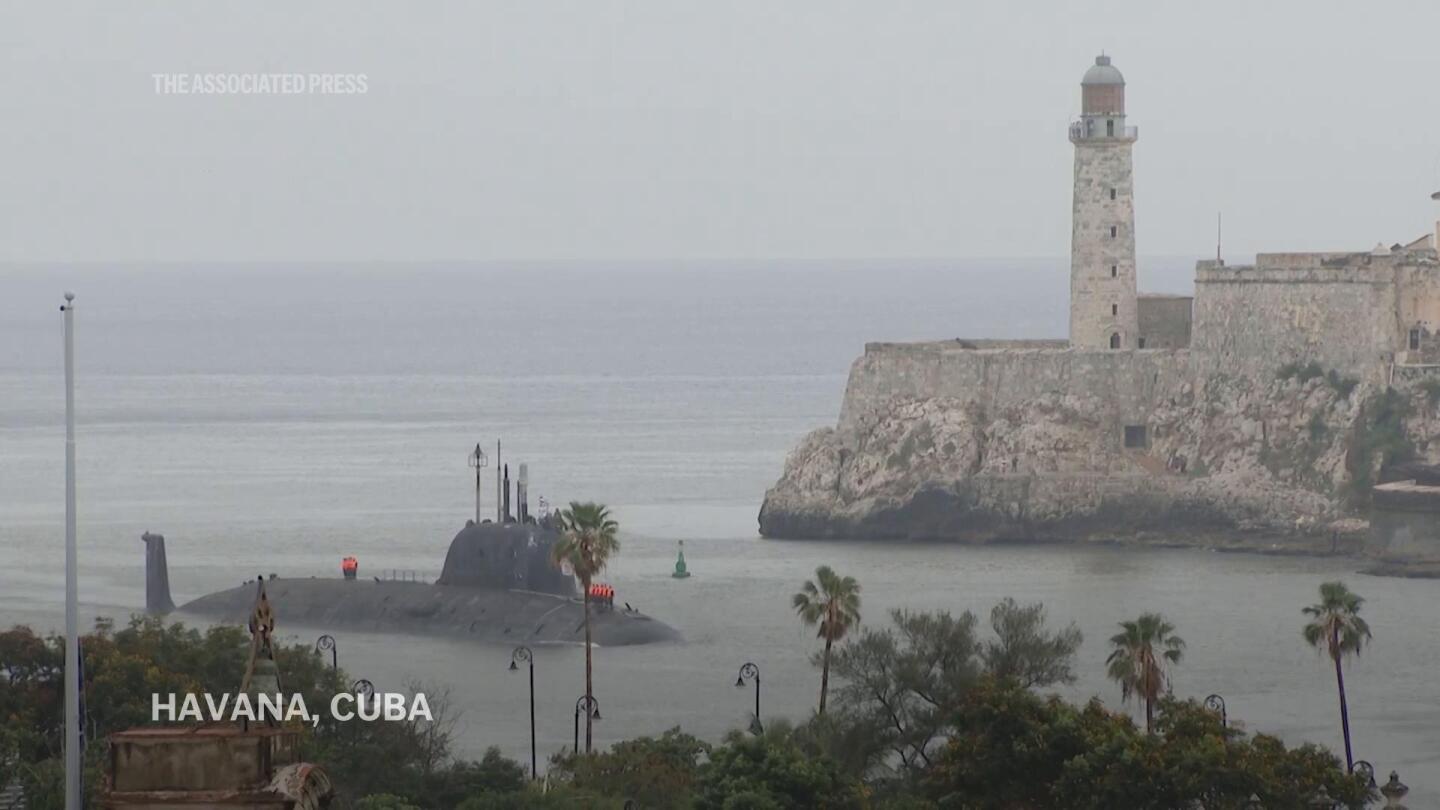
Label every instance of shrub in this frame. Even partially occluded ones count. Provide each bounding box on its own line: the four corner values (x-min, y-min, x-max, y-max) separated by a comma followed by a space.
1325, 369, 1358, 398
1417, 376, 1440, 406
550, 728, 709, 808
1276, 361, 1324, 383
355, 796, 421, 810
1342, 387, 1415, 507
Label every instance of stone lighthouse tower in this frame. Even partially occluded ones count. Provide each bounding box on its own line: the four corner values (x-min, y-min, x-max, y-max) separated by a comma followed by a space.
1069, 55, 1138, 349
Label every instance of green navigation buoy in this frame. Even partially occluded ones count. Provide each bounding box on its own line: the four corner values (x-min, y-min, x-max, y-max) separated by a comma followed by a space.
672, 540, 691, 579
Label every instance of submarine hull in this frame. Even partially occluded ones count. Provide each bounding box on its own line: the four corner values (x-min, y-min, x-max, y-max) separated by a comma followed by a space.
177, 578, 681, 647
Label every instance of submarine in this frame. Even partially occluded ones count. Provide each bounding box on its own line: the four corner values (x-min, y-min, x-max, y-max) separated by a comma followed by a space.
142, 458, 681, 646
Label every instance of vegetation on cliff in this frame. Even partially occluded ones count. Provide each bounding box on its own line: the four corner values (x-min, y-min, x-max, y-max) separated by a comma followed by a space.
1341, 387, 1416, 508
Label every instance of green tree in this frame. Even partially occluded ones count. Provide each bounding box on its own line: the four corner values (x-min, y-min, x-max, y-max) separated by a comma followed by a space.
828, 602, 1082, 777
550, 727, 709, 808
552, 501, 621, 754
1104, 613, 1184, 733
828, 609, 980, 772
406, 748, 527, 809
354, 794, 421, 810
1302, 581, 1372, 771
457, 789, 622, 810
695, 725, 861, 810
928, 679, 1371, 810
791, 566, 861, 715
980, 598, 1083, 689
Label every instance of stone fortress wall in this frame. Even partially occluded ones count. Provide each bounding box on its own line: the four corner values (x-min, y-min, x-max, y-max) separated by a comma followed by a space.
838, 341, 1189, 441
1191, 250, 1440, 383
1136, 294, 1192, 349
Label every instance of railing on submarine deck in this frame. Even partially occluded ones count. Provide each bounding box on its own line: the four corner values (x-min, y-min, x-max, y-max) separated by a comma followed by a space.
378, 569, 437, 583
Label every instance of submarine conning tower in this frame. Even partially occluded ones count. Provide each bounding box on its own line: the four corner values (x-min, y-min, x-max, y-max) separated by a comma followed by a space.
436, 521, 576, 596
142, 531, 176, 614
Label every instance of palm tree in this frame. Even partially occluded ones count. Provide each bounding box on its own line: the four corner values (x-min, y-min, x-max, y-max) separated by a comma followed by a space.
1105, 612, 1185, 733
551, 501, 620, 754
1303, 581, 1372, 770
792, 565, 861, 714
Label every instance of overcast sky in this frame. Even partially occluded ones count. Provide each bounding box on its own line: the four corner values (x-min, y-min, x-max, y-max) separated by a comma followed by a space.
2, 1, 1438, 263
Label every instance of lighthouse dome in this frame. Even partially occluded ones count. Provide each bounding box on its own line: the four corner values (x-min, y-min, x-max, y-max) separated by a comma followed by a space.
1082, 54, 1125, 85
1080, 55, 1126, 115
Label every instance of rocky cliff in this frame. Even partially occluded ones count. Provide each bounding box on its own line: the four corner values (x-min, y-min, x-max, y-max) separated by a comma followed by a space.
760, 343, 1440, 550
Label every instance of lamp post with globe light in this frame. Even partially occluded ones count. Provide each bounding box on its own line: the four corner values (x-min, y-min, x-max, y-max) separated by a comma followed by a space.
573, 696, 600, 754
1203, 693, 1227, 729
316, 635, 337, 671
735, 662, 761, 733
509, 646, 536, 778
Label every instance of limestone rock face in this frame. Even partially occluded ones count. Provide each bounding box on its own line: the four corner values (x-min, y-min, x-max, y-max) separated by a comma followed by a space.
760, 356, 1432, 548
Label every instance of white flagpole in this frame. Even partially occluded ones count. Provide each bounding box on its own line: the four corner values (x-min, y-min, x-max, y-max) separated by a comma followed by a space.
62, 292, 81, 809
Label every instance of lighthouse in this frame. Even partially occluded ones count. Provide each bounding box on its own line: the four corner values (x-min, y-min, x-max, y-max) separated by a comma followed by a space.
1069, 55, 1139, 349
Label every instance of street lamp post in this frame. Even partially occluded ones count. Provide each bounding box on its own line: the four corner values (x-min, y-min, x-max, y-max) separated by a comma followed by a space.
61, 292, 81, 810
316, 635, 337, 671
509, 646, 536, 778
573, 696, 600, 755
468, 444, 489, 525
1203, 693, 1227, 729
735, 662, 761, 733
352, 679, 374, 708
1350, 760, 1376, 788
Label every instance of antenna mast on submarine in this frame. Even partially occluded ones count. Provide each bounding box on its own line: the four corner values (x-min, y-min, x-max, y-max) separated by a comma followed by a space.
495, 439, 502, 523
517, 463, 529, 523
468, 443, 488, 525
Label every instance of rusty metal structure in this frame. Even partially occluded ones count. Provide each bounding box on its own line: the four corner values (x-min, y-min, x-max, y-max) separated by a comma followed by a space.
100, 726, 333, 809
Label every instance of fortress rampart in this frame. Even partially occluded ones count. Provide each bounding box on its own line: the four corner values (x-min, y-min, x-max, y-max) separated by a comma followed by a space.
1192, 249, 1440, 383
838, 343, 1189, 437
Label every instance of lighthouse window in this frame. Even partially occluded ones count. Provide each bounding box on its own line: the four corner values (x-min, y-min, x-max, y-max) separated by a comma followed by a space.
1410, 328, 1421, 350
1110, 226, 1118, 238
1106, 119, 1115, 137
1109, 333, 1121, 349
1111, 265, 1118, 277
1112, 303, 1118, 316
1110, 188, 1117, 200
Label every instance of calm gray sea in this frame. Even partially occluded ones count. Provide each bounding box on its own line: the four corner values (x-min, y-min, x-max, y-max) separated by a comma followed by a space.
1, 262, 1435, 801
